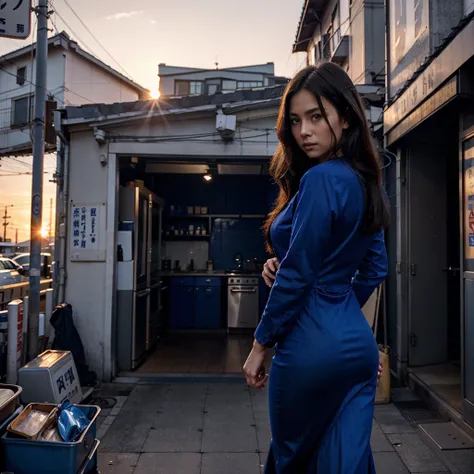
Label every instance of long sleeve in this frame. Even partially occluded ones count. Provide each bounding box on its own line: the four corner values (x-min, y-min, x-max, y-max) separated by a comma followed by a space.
352, 230, 388, 308
254, 168, 338, 347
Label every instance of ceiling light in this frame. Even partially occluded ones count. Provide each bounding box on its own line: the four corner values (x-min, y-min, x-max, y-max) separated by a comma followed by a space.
203, 173, 213, 182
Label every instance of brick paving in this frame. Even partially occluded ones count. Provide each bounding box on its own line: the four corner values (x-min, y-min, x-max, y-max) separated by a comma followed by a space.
93, 380, 474, 473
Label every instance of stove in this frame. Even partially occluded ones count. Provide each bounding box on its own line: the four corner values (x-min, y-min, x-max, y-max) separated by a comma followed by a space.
227, 276, 259, 329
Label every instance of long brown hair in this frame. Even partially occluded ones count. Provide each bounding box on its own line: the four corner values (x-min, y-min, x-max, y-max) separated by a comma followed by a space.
264, 63, 389, 254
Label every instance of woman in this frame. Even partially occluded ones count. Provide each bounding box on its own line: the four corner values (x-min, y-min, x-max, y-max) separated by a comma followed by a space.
243, 62, 389, 473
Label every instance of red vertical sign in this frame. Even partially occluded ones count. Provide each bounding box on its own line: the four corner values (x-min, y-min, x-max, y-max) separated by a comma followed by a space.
16, 304, 23, 365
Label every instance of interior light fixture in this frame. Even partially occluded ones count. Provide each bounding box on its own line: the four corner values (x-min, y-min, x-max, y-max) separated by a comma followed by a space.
203, 173, 213, 182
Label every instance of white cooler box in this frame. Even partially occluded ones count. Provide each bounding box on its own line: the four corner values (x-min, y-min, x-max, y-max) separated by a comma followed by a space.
18, 350, 83, 405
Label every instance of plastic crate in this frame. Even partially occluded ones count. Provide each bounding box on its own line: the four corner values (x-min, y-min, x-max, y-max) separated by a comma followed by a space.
2, 405, 100, 474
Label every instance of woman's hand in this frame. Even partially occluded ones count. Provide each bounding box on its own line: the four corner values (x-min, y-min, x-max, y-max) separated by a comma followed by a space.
262, 257, 280, 288
243, 341, 268, 389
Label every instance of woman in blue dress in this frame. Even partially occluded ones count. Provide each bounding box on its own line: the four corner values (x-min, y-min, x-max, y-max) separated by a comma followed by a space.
243, 62, 389, 473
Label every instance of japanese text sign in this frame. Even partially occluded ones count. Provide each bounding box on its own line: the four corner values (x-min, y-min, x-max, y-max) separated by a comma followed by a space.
0, 0, 32, 39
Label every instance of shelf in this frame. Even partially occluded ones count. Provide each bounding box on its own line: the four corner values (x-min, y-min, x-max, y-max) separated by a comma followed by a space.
167, 214, 265, 219
164, 235, 210, 241
168, 214, 211, 219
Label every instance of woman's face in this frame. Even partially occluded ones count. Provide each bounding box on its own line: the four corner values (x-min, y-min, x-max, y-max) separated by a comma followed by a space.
289, 89, 348, 161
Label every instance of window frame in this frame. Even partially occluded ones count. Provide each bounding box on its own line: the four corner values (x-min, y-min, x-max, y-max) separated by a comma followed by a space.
16, 66, 26, 86
11, 94, 34, 128
174, 80, 203, 96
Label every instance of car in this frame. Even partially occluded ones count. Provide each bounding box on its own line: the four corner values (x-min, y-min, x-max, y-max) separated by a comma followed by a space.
0, 258, 23, 287
13, 253, 52, 277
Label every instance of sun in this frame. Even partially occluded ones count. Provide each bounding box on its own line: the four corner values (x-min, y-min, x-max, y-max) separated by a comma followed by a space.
40, 227, 48, 238
150, 90, 160, 100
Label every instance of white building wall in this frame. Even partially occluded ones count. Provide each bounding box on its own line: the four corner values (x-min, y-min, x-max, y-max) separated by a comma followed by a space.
0, 46, 145, 154
0, 48, 66, 151
65, 130, 110, 380
350, 0, 367, 84
64, 53, 141, 106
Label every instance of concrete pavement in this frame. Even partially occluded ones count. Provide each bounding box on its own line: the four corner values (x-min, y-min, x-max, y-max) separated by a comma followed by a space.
92, 379, 474, 473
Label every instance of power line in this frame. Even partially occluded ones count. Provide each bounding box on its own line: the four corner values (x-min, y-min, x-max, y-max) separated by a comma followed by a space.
51, 6, 101, 59
0, 65, 64, 106
58, 0, 136, 82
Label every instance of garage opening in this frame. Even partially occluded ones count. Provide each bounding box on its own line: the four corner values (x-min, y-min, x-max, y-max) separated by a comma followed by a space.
115, 156, 276, 375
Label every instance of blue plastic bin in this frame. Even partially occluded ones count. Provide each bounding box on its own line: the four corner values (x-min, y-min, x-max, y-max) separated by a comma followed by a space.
2, 404, 100, 474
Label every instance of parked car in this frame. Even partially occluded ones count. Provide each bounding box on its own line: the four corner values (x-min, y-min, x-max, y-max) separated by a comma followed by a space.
13, 253, 52, 278
0, 258, 23, 286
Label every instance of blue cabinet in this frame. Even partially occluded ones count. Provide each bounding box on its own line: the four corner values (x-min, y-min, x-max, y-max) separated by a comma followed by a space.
195, 285, 221, 329
195, 277, 222, 329
169, 277, 222, 329
170, 279, 195, 329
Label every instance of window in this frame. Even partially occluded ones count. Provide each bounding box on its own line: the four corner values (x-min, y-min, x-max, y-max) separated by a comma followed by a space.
14, 255, 29, 266
174, 80, 203, 96
11, 95, 33, 127
2, 260, 15, 270
237, 81, 263, 89
189, 81, 202, 95
222, 80, 237, 91
175, 80, 189, 96
16, 66, 26, 86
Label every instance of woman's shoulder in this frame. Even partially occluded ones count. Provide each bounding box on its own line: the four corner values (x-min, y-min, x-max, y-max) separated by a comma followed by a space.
302, 158, 360, 189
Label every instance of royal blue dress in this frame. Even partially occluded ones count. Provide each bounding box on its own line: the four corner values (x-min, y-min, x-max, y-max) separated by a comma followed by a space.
255, 158, 388, 474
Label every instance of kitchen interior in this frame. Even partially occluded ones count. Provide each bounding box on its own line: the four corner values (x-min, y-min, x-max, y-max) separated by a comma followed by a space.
115, 157, 277, 375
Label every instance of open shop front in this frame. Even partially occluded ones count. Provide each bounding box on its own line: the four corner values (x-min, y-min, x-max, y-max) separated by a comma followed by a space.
116, 157, 276, 376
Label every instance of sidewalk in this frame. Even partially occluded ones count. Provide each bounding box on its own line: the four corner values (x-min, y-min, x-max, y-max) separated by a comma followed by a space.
93, 379, 474, 473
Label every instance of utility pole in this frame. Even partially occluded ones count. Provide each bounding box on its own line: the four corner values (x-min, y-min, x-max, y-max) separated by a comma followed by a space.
15, 228, 18, 245
28, 0, 49, 361
2, 205, 13, 242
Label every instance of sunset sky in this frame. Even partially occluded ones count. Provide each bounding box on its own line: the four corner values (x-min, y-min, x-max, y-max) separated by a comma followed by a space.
0, 0, 306, 242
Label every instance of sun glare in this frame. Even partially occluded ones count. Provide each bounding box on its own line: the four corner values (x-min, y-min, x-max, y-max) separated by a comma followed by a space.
150, 90, 160, 100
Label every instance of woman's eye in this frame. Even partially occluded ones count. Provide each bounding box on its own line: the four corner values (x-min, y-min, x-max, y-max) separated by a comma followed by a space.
312, 114, 322, 121
290, 118, 300, 125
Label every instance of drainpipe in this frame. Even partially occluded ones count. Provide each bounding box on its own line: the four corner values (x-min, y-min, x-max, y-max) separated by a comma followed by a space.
53, 138, 63, 305
384, 0, 391, 108
53, 111, 70, 305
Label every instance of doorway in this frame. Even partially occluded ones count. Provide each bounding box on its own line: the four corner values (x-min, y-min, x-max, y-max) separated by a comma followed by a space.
406, 108, 462, 413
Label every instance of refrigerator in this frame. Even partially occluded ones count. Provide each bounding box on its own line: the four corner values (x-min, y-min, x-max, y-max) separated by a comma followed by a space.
116, 184, 164, 371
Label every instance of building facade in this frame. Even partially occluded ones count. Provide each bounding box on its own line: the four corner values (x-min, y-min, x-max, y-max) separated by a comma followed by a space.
384, 0, 474, 431
158, 63, 288, 97
293, 0, 385, 86
54, 87, 284, 381
0, 31, 150, 156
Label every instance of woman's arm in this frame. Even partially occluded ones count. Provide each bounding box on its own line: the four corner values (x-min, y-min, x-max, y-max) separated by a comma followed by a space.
254, 167, 338, 347
352, 230, 388, 308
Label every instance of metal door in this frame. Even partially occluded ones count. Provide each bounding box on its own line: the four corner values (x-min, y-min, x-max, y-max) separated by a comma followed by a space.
407, 146, 448, 366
